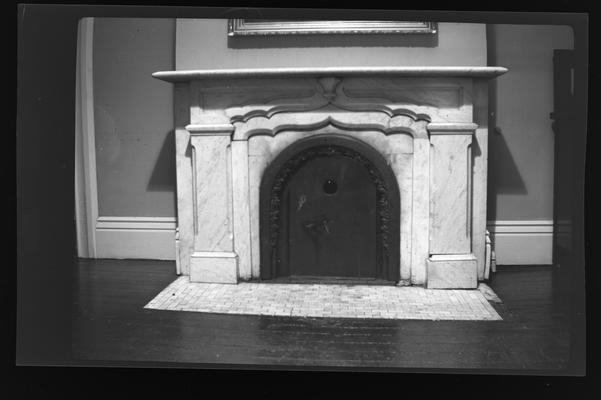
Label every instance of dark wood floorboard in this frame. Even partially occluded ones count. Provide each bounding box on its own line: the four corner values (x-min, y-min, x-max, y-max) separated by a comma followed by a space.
71, 259, 573, 371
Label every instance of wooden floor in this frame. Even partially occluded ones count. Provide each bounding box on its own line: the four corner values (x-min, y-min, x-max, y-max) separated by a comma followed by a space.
71, 259, 573, 372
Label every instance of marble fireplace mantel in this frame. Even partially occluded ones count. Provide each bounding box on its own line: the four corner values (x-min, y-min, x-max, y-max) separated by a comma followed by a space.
153, 66, 507, 289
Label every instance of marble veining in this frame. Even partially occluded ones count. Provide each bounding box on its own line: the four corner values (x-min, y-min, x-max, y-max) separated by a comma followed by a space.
173, 83, 192, 275
191, 136, 234, 252
389, 153, 413, 281
155, 70, 507, 287
429, 134, 473, 254
410, 138, 430, 284
231, 141, 252, 279
248, 155, 268, 278
174, 128, 193, 275
471, 81, 491, 279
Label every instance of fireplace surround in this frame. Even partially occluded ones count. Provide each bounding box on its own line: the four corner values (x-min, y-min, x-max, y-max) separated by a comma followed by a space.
153, 66, 507, 288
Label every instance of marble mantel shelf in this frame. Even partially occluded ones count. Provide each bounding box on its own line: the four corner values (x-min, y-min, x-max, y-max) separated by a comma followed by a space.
152, 66, 507, 82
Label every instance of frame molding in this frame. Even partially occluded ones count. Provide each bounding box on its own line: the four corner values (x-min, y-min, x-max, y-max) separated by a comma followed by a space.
75, 17, 98, 258
228, 20, 438, 36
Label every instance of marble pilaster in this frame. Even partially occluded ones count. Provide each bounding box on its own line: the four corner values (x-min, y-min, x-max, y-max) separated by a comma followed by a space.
428, 124, 476, 254
410, 138, 430, 285
248, 154, 268, 279
231, 140, 252, 279
189, 127, 238, 283
173, 83, 193, 275
388, 152, 413, 281
426, 123, 477, 289
472, 80, 490, 279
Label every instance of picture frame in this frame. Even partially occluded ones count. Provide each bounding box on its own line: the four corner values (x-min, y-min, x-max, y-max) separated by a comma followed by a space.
227, 20, 438, 36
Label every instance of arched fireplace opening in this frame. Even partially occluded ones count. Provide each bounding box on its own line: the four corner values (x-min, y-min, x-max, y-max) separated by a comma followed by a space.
259, 134, 400, 283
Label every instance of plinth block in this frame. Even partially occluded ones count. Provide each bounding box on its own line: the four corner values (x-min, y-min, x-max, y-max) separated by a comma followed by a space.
190, 252, 238, 284
426, 254, 477, 289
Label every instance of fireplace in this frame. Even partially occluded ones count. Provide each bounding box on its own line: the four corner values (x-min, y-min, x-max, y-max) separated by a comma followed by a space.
153, 66, 507, 288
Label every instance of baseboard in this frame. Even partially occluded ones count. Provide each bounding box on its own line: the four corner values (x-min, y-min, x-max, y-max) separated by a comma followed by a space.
486, 220, 554, 265
92, 217, 553, 264
95, 216, 177, 260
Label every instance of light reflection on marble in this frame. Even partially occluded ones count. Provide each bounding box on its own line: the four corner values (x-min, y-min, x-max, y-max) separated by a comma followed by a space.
410, 138, 430, 285
389, 153, 413, 281
471, 80, 491, 279
248, 155, 268, 278
231, 141, 252, 279
173, 83, 193, 276
191, 135, 234, 252
429, 134, 472, 254
174, 130, 193, 276
427, 255, 478, 289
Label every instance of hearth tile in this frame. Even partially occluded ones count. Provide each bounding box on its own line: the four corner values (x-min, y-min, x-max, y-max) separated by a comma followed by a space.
145, 277, 501, 321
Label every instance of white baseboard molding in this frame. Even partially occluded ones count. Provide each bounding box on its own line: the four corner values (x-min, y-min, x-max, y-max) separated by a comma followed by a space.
95, 216, 177, 260
92, 217, 553, 265
487, 220, 554, 265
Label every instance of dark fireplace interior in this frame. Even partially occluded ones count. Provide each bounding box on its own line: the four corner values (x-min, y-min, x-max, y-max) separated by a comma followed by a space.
259, 133, 400, 283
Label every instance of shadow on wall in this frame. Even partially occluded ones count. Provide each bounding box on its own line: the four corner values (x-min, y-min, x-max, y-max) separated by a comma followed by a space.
228, 33, 438, 49
487, 128, 528, 222
488, 130, 528, 195
147, 129, 176, 194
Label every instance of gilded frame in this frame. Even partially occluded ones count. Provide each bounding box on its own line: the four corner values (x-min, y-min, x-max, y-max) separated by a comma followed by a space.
227, 20, 438, 36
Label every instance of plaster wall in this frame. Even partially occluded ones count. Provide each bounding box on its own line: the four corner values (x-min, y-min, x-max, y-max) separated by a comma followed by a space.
176, 20, 487, 70
487, 24, 574, 221
93, 18, 176, 217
